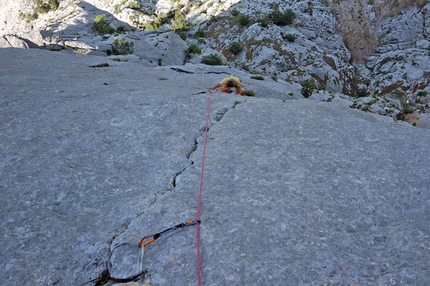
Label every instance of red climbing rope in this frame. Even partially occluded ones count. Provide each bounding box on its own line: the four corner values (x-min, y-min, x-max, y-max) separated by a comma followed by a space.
196, 90, 212, 286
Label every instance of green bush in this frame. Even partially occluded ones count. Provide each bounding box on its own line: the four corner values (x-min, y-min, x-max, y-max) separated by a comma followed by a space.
142, 19, 162, 31
114, 4, 122, 14
251, 75, 264, 80
187, 44, 202, 55
20, 12, 35, 23
229, 42, 242, 55
177, 30, 187, 40
34, 0, 59, 14
258, 17, 270, 28
93, 14, 115, 35
128, 1, 141, 9
400, 96, 414, 114
111, 37, 134, 55
169, 11, 189, 31
116, 25, 127, 34
194, 29, 205, 38
241, 64, 250, 72
396, 96, 415, 120
237, 14, 250, 27
244, 90, 256, 96
300, 80, 316, 98
201, 54, 223, 66
417, 90, 428, 97
284, 33, 297, 42
270, 8, 296, 26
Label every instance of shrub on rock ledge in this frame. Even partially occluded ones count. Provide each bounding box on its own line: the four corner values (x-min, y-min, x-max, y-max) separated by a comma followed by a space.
284, 33, 297, 42
128, 1, 141, 10
93, 14, 115, 35
169, 11, 189, 31
187, 44, 202, 55
194, 29, 205, 38
269, 8, 296, 26
236, 14, 250, 27
111, 37, 134, 55
229, 42, 242, 55
301, 80, 317, 98
34, 0, 59, 14
201, 54, 223, 66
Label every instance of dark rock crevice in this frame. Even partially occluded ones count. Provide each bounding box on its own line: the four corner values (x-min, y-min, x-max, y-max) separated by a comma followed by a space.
99, 101, 240, 283
169, 101, 239, 191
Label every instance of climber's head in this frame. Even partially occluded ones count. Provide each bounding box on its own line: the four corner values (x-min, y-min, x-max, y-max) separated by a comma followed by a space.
227, 80, 234, 87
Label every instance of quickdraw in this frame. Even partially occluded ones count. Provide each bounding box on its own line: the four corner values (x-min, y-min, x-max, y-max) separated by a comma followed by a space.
89, 220, 200, 285
137, 219, 201, 248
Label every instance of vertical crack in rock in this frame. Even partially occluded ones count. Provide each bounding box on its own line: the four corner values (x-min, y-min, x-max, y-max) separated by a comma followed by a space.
94, 101, 241, 277
186, 138, 198, 160
169, 102, 238, 191
213, 107, 230, 122
108, 103, 238, 250
170, 164, 192, 188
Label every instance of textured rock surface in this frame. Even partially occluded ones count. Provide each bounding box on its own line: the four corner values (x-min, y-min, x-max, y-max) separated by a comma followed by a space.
360, 4, 430, 97
1, 0, 428, 126
1, 0, 429, 103
1, 48, 429, 285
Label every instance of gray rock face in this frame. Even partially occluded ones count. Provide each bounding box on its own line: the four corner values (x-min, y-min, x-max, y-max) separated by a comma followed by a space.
192, 0, 353, 94
132, 31, 188, 66
1, 48, 429, 285
0, 30, 63, 50
1, 0, 429, 106
0, 35, 29, 48
362, 4, 430, 100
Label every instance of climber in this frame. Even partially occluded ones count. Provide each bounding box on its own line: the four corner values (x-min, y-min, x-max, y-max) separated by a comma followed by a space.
212, 75, 244, 95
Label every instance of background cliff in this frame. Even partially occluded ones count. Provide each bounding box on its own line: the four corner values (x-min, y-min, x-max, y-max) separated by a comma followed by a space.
1, 0, 430, 125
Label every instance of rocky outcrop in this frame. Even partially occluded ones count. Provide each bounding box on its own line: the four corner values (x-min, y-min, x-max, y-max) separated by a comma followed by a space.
193, 0, 353, 94
368, 5, 430, 93
0, 35, 29, 48
1, 0, 429, 126
0, 30, 63, 50
354, 4, 430, 122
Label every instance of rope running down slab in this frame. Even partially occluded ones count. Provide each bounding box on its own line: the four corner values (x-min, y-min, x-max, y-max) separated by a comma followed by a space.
195, 90, 212, 286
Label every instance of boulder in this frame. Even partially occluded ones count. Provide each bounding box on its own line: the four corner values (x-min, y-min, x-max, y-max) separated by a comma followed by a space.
0, 35, 29, 48
416, 113, 430, 129
132, 31, 187, 66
